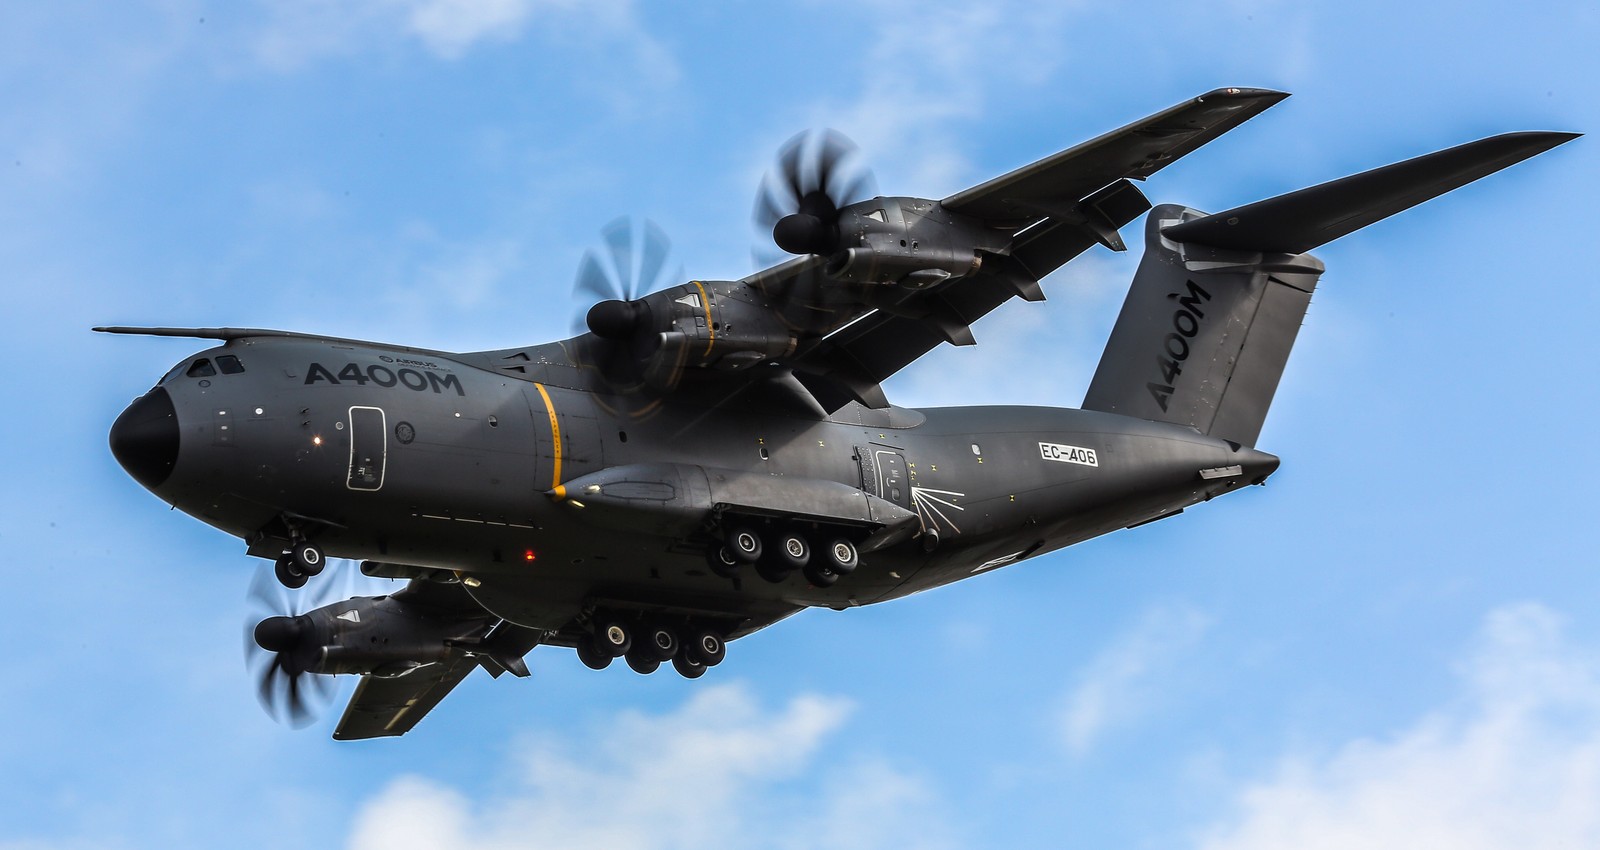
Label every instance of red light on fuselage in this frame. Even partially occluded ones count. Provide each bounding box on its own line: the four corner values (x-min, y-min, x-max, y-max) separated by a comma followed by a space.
524, 549, 536, 562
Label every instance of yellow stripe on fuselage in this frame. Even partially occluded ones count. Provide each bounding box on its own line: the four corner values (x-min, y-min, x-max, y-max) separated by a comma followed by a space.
533, 382, 562, 490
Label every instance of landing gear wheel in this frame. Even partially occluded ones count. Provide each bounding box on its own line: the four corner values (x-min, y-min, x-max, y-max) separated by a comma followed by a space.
803, 562, 840, 588
643, 624, 680, 662
672, 654, 707, 679
576, 637, 612, 670
290, 542, 324, 577
725, 525, 763, 564
754, 558, 791, 584
775, 530, 811, 570
625, 650, 661, 675
705, 543, 740, 579
592, 617, 633, 658
823, 538, 859, 574
273, 554, 308, 589
685, 629, 726, 667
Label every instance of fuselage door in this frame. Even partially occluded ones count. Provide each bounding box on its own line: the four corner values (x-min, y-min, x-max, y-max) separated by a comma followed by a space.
857, 445, 910, 509
347, 406, 386, 491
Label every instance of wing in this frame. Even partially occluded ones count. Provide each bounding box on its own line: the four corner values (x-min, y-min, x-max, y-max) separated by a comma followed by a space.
465, 89, 1287, 413
758, 88, 1287, 411
330, 578, 543, 740
332, 652, 480, 740
782, 208, 1136, 410
940, 87, 1289, 224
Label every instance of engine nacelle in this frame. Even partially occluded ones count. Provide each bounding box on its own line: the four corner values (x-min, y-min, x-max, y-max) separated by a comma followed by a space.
260, 593, 495, 678
823, 196, 1007, 286
629, 281, 800, 385
825, 242, 981, 287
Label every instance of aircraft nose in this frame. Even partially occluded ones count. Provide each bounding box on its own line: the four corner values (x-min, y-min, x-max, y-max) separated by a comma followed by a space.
110, 387, 180, 489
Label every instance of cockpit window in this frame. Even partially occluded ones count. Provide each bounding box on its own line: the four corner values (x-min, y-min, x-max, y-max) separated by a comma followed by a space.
216, 355, 244, 374
186, 358, 216, 378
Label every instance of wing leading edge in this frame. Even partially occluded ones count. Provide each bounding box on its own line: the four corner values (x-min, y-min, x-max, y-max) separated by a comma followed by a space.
941, 87, 1289, 224
779, 88, 1289, 410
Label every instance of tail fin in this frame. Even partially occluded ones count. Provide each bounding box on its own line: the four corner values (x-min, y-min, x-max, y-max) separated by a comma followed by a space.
1082, 132, 1577, 446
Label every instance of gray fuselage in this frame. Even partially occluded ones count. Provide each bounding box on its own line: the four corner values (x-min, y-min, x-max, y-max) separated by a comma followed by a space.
118, 334, 1276, 638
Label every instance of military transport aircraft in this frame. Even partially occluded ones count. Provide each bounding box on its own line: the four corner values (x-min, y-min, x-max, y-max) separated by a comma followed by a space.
101, 87, 1575, 739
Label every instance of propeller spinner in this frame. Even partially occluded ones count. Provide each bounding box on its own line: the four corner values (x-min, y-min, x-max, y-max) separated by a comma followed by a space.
755, 130, 876, 257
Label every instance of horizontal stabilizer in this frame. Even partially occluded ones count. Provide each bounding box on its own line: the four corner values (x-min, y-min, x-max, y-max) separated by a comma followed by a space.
1162, 132, 1579, 254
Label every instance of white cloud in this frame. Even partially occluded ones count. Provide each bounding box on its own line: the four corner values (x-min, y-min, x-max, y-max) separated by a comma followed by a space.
410, 235, 526, 311
404, 0, 540, 58
250, 0, 394, 69
748, 0, 1091, 200
1198, 603, 1600, 850
253, 0, 538, 66
1060, 603, 1213, 756
344, 683, 953, 850
252, 0, 676, 76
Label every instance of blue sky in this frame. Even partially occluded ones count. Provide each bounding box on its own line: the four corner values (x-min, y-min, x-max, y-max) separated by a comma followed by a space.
3, 1, 1597, 848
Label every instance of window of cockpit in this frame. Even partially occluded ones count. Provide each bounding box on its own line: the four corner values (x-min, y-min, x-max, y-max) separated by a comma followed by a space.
186, 358, 216, 378
216, 355, 244, 374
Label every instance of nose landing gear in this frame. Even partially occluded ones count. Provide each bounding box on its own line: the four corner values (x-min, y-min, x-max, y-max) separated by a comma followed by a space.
273, 554, 308, 589
271, 540, 326, 589
291, 542, 324, 576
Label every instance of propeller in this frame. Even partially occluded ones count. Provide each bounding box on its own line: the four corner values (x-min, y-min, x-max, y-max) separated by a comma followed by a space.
755, 130, 876, 257
569, 217, 683, 398
750, 131, 878, 336
571, 217, 674, 338
241, 560, 359, 728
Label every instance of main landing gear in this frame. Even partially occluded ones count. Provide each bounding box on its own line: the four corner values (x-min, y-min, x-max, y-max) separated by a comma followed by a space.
573, 615, 728, 680
705, 523, 859, 587
271, 540, 325, 589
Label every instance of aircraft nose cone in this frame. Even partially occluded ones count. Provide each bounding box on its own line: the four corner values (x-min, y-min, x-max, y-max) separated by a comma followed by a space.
110, 387, 180, 489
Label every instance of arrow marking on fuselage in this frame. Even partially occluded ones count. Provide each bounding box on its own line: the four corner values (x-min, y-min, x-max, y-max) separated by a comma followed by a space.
911, 486, 965, 535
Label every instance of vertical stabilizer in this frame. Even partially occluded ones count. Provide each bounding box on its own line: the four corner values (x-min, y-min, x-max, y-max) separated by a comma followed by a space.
1082, 210, 1320, 447
1082, 132, 1577, 446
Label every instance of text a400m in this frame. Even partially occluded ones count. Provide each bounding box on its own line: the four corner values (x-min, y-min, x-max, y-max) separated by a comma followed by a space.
303, 362, 466, 396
